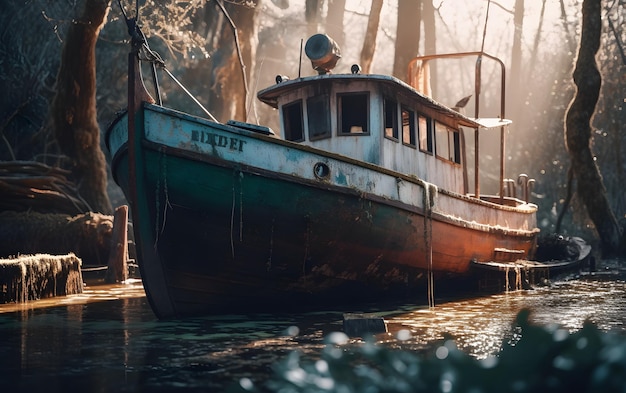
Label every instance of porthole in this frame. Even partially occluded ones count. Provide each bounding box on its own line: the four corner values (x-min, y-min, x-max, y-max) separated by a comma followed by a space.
313, 162, 330, 180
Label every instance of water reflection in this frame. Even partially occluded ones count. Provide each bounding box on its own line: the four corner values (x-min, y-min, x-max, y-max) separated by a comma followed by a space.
385, 277, 626, 358
0, 282, 342, 392
0, 272, 624, 391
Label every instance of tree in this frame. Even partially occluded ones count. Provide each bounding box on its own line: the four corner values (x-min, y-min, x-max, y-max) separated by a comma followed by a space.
508, 0, 524, 121
421, 0, 436, 93
50, 0, 112, 214
306, 0, 323, 37
564, 0, 622, 256
184, 1, 260, 122
393, 0, 421, 79
0, 1, 64, 163
360, 0, 384, 74
327, 0, 346, 49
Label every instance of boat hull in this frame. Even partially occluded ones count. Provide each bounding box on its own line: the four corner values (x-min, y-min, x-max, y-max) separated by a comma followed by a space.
108, 104, 539, 317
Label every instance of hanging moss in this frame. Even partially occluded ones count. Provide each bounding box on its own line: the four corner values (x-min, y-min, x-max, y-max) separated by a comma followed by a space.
0, 253, 83, 303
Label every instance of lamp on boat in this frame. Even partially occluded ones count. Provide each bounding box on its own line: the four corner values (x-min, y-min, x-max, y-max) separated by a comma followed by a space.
275, 75, 290, 84
305, 34, 341, 74
351, 64, 361, 74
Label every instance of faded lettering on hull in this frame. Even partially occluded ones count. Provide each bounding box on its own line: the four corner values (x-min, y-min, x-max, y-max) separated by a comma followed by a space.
191, 130, 247, 152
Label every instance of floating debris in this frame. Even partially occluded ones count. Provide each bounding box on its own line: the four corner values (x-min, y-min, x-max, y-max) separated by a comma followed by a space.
343, 312, 388, 338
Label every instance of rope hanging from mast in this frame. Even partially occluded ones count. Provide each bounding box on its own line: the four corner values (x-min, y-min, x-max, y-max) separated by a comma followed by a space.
116, 0, 218, 123
117, 0, 141, 44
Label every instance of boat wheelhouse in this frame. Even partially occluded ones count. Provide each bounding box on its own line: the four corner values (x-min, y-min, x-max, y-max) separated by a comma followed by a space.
258, 37, 519, 207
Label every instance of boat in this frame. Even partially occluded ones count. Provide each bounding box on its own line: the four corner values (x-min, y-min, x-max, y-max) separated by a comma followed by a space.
470, 235, 592, 293
107, 24, 542, 318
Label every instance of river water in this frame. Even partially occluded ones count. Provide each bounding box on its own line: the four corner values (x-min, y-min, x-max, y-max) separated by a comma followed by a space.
1, 263, 625, 392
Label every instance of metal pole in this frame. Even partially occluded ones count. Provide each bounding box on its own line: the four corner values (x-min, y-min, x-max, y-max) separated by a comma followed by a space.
474, 56, 482, 198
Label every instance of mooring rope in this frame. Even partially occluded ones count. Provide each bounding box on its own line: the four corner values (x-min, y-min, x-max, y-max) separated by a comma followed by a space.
153, 146, 171, 248
230, 170, 244, 258
423, 181, 437, 308
230, 172, 237, 259
160, 146, 171, 235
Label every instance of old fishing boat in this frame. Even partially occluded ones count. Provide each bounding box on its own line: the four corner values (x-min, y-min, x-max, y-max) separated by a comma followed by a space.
107, 24, 544, 317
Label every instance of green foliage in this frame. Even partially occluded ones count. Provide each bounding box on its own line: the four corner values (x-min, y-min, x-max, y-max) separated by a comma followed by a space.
231, 310, 626, 393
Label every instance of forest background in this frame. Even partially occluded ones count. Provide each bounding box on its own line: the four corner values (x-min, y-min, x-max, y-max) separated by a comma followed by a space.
0, 0, 624, 256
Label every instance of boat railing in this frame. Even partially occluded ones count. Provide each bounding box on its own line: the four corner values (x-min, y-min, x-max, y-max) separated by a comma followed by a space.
407, 52, 508, 205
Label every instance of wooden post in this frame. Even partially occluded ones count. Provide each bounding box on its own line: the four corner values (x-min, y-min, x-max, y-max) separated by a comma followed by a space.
105, 205, 129, 283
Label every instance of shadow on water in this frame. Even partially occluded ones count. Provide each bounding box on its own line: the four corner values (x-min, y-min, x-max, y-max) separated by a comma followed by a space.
0, 264, 625, 392
0, 280, 346, 392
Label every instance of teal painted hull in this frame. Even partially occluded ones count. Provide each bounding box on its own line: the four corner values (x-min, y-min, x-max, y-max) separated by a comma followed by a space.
107, 104, 538, 317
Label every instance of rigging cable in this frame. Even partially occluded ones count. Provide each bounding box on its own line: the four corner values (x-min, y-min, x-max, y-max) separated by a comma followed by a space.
117, 0, 218, 123
480, 0, 491, 53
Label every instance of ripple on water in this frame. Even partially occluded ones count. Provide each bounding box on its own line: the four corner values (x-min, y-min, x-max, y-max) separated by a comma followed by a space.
384, 274, 626, 358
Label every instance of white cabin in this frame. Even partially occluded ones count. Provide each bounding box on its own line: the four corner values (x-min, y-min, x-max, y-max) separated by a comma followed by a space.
258, 34, 515, 202
257, 73, 482, 196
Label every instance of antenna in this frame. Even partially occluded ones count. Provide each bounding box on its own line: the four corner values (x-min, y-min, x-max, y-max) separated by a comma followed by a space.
298, 38, 303, 78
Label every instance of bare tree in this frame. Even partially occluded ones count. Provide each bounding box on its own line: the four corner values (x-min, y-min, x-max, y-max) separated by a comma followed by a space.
360, 0, 384, 74
327, 0, 346, 48
393, 0, 421, 79
508, 0, 524, 121
422, 0, 436, 92
186, 1, 260, 122
50, 0, 112, 214
564, 0, 622, 256
306, 0, 323, 37
560, 0, 578, 55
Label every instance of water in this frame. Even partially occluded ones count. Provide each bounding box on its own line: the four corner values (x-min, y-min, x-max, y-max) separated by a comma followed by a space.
1, 269, 625, 392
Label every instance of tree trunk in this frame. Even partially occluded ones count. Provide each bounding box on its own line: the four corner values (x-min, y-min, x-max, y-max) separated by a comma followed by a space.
360, 0, 384, 74
392, 0, 421, 79
50, 0, 112, 214
508, 0, 524, 121
306, 0, 322, 38
559, 0, 577, 55
564, 0, 622, 256
196, 1, 259, 122
525, 0, 546, 87
326, 0, 346, 49
422, 0, 436, 93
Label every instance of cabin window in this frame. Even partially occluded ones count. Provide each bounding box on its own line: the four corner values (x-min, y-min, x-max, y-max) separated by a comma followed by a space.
435, 121, 461, 164
418, 115, 433, 153
338, 93, 369, 135
283, 100, 304, 142
307, 95, 331, 140
401, 106, 416, 147
384, 98, 399, 140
